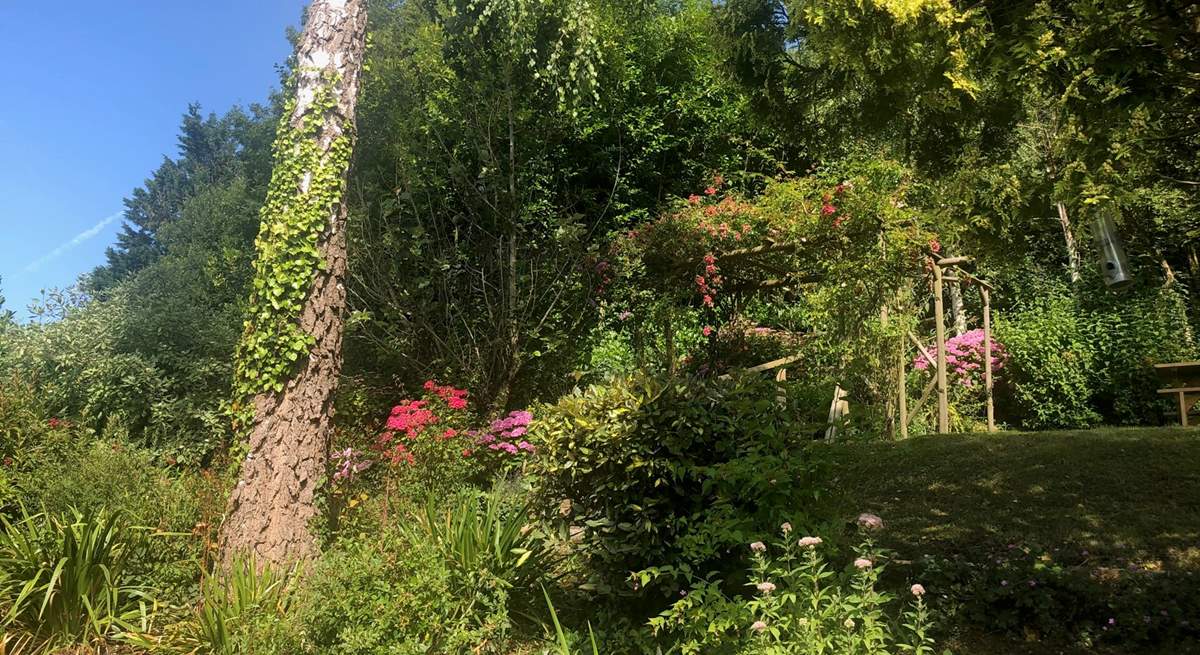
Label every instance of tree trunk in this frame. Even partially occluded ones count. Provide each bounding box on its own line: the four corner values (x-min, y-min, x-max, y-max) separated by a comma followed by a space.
1057, 201, 1081, 284
948, 282, 966, 335
220, 0, 368, 568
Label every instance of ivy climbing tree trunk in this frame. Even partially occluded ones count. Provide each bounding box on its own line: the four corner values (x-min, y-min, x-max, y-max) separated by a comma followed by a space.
220, 0, 368, 568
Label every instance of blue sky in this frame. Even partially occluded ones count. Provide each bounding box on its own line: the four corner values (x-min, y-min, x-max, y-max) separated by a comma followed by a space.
0, 1, 308, 318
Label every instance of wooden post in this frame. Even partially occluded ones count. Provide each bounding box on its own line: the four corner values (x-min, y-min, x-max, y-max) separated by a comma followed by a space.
664, 314, 676, 375
825, 384, 848, 442
775, 367, 787, 406
898, 334, 908, 439
982, 287, 995, 432
933, 261, 949, 433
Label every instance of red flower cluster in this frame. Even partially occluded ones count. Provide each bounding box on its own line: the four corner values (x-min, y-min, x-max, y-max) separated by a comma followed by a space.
375, 380, 472, 465
698, 252, 722, 310
384, 399, 437, 437
48, 417, 62, 429
823, 183, 852, 226
423, 380, 468, 410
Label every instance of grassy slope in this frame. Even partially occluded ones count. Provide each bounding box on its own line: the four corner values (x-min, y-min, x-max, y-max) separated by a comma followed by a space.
825, 427, 1200, 654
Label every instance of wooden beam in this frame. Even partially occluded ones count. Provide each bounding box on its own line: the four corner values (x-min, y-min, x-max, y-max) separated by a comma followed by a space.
742, 353, 803, 374
949, 267, 995, 291
718, 353, 803, 379
907, 331, 936, 371
906, 375, 939, 429
719, 241, 800, 263
937, 256, 974, 267
933, 261, 950, 433
898, 335, 908, 439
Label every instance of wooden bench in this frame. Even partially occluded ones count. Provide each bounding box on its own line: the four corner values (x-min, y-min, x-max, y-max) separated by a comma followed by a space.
1155, 362, 1200, 427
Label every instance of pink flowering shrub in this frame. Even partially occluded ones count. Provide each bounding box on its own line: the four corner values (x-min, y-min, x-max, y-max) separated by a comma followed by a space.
330, 380, 539, 499
475, 410, 536, 456
913, 329, 1007, 387
373, 382, 478, 496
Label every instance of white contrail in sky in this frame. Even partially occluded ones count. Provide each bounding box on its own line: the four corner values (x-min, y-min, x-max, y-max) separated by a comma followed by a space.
23, 211, 123, 273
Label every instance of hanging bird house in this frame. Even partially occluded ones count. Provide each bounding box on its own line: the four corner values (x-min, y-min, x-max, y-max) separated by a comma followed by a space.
1092, 205, 1133, 289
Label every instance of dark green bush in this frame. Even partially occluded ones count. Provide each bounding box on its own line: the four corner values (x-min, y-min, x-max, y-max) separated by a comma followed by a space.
531, 373, 828, 595
1085, 285, 1197, 425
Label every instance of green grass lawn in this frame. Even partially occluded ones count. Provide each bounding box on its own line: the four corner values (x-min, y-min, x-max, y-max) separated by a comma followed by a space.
825, 427, 1200, 654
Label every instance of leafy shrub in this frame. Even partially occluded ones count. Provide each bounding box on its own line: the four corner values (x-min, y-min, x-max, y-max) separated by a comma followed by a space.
531, 373, 828, 594
295, 525, 512, 654
401, 489, 544, 602
169, 556, 299, 655
0, 507, 156, 651
996, 284, 1198, 429
996, 294, 1100, 429
647, 523, 937, 654
11, 441, 218, 606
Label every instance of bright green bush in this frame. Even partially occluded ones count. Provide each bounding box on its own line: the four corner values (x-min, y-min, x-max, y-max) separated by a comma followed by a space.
531, 373, 828, 594
295, 525, 513, 653
401, 489, 544, 603
996, 284, 1197, 429
996, 294, 1100, 429
1085, 285, 1197, 424
0, 507, 156, 651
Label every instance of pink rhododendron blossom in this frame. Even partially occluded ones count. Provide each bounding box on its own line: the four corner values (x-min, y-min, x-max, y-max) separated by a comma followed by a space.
705, 186, 717, 196
912, 329, 1006, 387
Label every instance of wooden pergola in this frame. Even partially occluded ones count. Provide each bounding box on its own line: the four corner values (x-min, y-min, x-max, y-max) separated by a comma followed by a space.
897, 254, 996, 437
